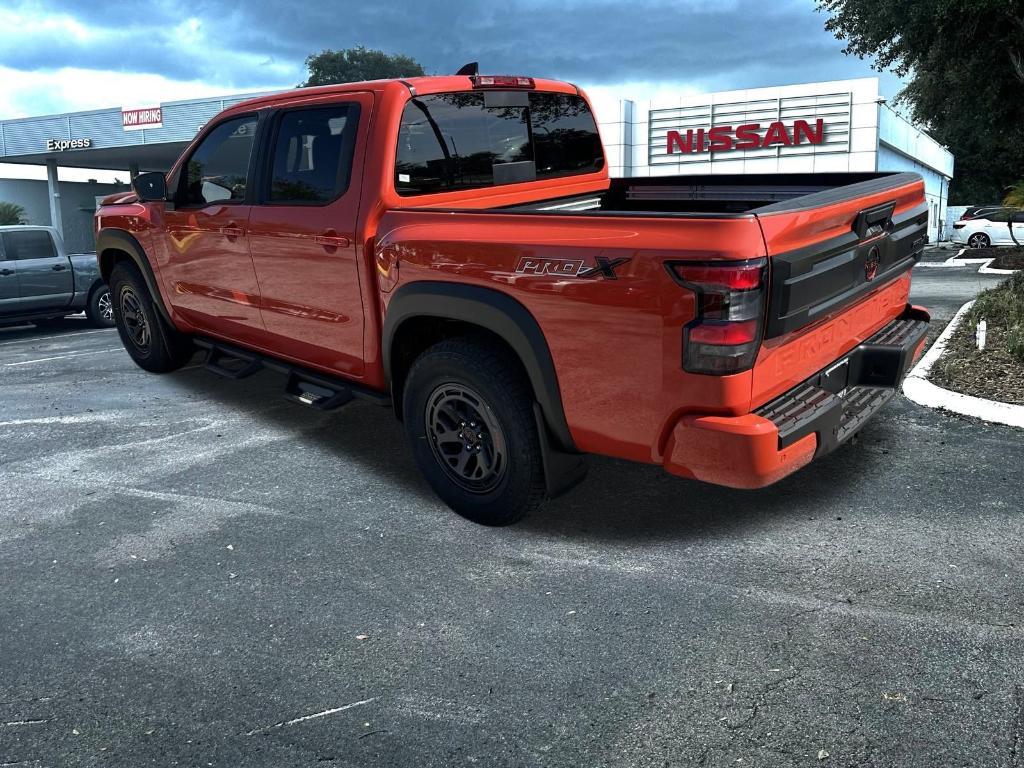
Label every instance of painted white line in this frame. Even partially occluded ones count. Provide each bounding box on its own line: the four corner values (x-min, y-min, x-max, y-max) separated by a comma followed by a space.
1, 719, 49, 727
943, 247, 968, 263
0, 412, 121, 427
978, 260, 1019, 275
2, 347, 124, 367
902, 300, 1024, 428
0, 328, 115, 348
915, 256, 1017, 273
245, 698, 377, 736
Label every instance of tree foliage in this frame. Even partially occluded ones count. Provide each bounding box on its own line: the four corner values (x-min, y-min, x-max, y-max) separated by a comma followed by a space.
1005, 180, 1024, 208
817, 0, 1024, 204
0, 202, 27, 225
301, 46, 425, 87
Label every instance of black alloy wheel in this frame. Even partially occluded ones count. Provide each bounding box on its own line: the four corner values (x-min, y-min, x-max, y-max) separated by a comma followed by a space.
119, 286, 151, 353
424, 383, 508, 494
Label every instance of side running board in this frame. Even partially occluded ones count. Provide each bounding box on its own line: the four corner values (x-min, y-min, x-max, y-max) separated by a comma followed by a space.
194, 338, 390, 412
203, 345, 263, 380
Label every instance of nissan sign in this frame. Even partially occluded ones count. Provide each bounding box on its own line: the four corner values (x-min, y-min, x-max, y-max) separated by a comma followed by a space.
667, 119, 826, 154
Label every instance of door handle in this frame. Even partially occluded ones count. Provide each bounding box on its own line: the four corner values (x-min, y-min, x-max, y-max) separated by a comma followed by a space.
313, 230, 350, 249
0, 268, 13, 276
221, 223, 245, 239
52, 264, 68, 271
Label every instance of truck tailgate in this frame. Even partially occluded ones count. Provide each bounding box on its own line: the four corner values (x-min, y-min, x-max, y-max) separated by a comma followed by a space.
751, 173, 928, 407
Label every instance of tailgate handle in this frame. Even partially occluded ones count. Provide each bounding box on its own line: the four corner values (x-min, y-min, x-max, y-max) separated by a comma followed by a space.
853, 202, 896, 240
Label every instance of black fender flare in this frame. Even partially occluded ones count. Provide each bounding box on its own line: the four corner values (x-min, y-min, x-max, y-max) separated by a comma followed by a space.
95, 229, 173, 325
382, 281, 577, 454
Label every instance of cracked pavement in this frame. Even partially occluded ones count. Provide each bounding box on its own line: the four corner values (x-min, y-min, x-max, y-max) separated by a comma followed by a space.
0, 264, 1021, 767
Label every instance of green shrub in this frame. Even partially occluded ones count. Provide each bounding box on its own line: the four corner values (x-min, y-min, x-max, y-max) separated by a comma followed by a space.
1007, 325, 1024, 363
0, 202, 27, 225
970, 272, 1024, 328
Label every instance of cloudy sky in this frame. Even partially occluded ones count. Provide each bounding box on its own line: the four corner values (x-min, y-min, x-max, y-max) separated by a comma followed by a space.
0, 0, 903, 117
0, 0, 902, 180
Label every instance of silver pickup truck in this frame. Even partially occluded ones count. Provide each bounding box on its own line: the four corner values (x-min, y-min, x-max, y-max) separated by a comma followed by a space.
0, 225, 113, 328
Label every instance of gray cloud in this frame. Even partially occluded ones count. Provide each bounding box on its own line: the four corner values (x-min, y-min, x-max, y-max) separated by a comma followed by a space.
1, 0, 904, 94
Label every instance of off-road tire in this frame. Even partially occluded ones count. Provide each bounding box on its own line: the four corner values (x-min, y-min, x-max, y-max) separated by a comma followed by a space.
403, 337, 546, 525
85, 284, 115, 328
109, 261, 193, 373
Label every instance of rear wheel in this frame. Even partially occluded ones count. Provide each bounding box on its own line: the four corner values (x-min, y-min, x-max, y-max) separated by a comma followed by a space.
85, 284, 115, 328
402, 337, 546, 525
109, 262, 193, 373
968, 232, 991, 249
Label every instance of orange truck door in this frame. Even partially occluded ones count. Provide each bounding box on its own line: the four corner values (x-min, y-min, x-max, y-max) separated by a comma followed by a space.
160, 113, 264, 342
246, 93, 372, 378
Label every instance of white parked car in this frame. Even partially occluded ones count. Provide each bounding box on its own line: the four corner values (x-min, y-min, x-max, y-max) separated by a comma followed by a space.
951, 208, 1024, 248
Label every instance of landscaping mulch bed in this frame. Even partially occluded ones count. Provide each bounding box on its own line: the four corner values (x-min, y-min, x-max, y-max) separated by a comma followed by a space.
929, 274, 1024, 405
953, 246, 1024, 270
992, 248, 1024, 270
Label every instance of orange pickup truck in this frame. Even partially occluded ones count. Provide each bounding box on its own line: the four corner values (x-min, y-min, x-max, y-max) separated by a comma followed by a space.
95, 72, 930, 525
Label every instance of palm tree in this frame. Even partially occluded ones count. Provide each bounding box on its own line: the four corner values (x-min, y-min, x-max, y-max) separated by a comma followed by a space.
1005, 180, 1024, 208
0, 202, 27, 225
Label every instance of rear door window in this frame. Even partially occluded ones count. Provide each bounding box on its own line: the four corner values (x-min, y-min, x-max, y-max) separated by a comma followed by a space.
395, 91, 603, 195
2, 230, 56, 260
266, 105, 360, 204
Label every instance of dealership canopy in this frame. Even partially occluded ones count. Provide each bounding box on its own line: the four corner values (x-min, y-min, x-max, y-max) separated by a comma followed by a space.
0, 91, 269, 244
0, 91, 268, 172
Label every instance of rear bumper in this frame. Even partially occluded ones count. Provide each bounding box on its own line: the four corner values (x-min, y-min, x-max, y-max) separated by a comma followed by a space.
662, 304, 930, 489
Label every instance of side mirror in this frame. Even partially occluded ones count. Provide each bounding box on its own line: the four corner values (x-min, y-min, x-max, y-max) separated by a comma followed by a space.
133, 172, 167, 203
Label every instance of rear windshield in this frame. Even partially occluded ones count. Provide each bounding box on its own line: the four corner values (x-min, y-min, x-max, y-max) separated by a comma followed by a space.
395, 91, 604, 196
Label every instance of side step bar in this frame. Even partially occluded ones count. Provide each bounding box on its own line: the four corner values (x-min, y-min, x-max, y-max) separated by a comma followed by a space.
194, 338, 390, 411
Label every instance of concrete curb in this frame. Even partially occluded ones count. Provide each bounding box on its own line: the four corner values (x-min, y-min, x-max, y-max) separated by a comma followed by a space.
902, 300, 1024, 428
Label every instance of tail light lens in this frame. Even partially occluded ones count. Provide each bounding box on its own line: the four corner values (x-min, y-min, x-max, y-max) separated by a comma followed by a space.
952, 223, 966, 229
472, 75, 535, 88
666, 258, 767, 374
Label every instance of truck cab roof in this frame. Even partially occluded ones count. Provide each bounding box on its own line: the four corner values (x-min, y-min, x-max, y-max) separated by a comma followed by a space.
225, 75, 581, 115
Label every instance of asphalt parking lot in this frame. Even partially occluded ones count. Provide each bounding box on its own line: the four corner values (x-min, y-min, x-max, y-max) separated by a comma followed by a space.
1, 264, 1021, 767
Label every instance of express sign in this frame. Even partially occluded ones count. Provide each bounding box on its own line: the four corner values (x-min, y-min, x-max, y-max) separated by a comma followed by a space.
667, 118, 825, 154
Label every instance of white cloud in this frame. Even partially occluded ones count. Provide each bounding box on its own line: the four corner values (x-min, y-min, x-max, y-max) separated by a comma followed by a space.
0, 66, 280, 119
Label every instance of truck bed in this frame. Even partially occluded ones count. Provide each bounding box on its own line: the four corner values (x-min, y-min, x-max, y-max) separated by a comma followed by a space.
498, 172, 918, 217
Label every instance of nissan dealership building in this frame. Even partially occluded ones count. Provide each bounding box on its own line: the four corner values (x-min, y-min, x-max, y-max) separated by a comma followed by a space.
0, 76, 954, 251
591, 77, 954, 242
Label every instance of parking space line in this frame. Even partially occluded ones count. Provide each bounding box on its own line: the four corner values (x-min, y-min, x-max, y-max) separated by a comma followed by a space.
2, 347, 125, 367
0, 329, 117, 348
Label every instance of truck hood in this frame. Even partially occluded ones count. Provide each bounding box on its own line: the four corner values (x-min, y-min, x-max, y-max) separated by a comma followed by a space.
99, 190, 138, 206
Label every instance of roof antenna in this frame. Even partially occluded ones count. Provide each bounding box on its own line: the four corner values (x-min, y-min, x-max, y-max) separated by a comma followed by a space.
455, 62, 479, 77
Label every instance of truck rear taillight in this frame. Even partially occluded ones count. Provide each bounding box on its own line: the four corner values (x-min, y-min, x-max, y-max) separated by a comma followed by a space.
667, 258, 767, 375
472, 75, 535, 89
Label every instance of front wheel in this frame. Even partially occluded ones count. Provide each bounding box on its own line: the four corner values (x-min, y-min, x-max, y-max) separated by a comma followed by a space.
968, 232, 991, 249
85, 284, 115, 328
109, 262, 193, 373
402, 337, 546, 525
